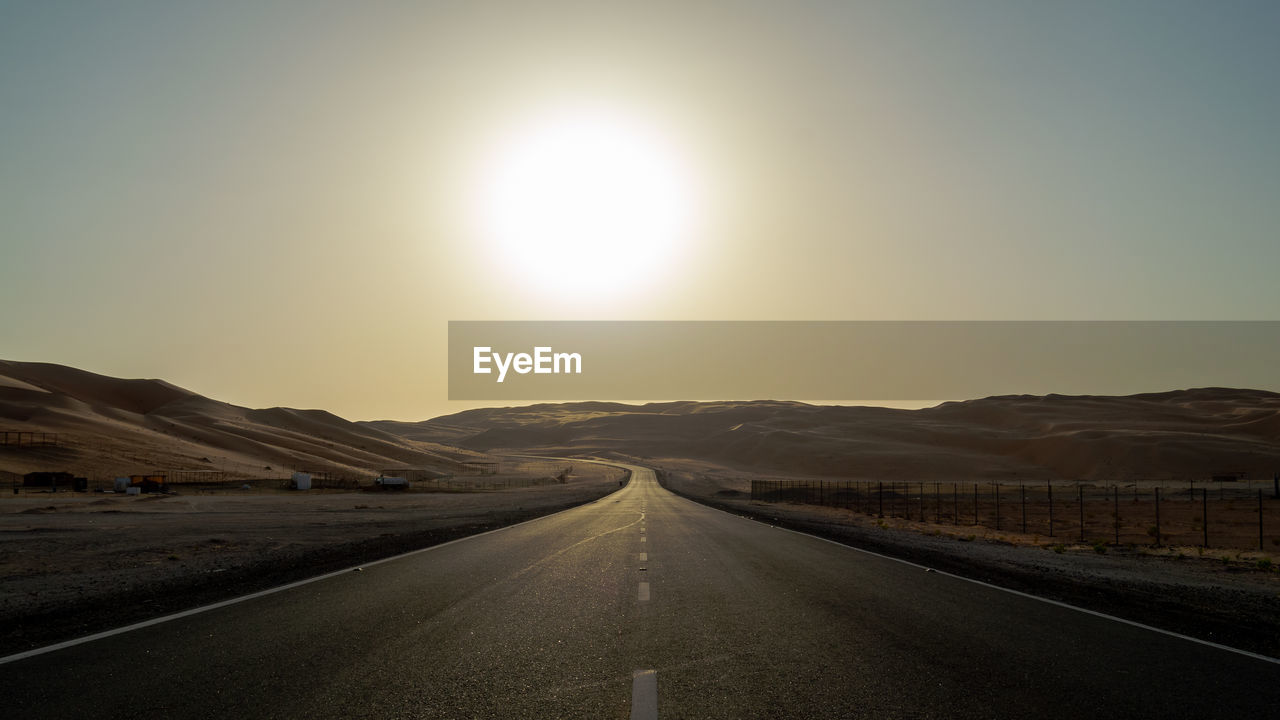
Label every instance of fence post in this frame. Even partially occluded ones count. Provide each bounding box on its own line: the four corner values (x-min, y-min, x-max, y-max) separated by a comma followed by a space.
1020, 483, 1026, 534
973, 483, 979, 526
953, 483, 958, 525
1078, 484, 1085, 543
878, 481, 884, 518
1113, 485, 1119, 545
1202, 488, 1209, 548
935, 482, 941, 523
1154, 486, 1161, 546
994, 483, 1001, 531
1259, 488, 1264, 551
920, 482, 926, 522
1048, 481, 1054, 537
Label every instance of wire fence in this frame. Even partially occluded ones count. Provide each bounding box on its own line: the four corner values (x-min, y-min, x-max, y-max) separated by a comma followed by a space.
750, 479, 1280, 551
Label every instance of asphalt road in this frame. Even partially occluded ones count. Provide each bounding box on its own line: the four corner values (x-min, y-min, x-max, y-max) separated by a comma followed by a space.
3, 464, 1277, 719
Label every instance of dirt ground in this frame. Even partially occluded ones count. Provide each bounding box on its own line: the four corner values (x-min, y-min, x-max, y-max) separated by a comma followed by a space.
647, 457, 1280, 659
0, 463, 627, 655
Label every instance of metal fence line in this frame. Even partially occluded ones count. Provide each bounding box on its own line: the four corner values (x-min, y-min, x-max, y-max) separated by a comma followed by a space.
749, 479, 1278, 552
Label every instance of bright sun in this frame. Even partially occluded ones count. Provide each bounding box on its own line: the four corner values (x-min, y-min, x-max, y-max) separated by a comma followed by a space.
471, 104, 701, 295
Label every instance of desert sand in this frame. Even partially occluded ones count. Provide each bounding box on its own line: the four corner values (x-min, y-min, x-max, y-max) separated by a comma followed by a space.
404, 392, 1280, 484
8, 358, 1280, 488
0, 462, 626, 655
0, 359, 493, 483
5, 359, 1280, 658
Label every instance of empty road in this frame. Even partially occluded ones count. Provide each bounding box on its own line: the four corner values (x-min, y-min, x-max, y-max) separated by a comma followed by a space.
3, 464, 1277, 719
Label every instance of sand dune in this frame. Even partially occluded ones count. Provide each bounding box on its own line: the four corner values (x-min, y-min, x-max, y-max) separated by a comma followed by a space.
0, 360, 488, 480
402, 391, 1280, 483
6, 358, 1278, 484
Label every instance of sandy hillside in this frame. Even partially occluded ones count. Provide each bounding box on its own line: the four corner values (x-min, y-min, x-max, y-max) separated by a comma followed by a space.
6, 358, 1280, 485
0, 360, 491, 481
388, 392, 1280, 483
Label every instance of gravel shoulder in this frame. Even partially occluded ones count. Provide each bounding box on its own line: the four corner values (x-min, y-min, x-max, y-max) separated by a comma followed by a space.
649, 461, 1280, 660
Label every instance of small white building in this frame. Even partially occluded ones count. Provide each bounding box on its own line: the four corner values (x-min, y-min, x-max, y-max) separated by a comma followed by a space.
291, 472, 312, 491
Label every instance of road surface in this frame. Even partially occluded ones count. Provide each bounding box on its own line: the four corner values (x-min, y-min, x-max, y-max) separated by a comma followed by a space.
3, 464, 1277, 718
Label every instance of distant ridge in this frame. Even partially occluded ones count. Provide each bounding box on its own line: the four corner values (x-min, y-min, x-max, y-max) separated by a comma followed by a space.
6, 358, 1279, 484
392, 391, 1280, 483
0, 359, 487, 479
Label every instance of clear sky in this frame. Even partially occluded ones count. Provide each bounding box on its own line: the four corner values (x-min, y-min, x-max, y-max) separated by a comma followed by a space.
3, 1, 1278, 420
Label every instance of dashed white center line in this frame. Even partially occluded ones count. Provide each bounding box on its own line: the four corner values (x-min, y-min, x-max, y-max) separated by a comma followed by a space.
630, 669, 658, 720
637, 581, 650, 601
639, 552, 647, 562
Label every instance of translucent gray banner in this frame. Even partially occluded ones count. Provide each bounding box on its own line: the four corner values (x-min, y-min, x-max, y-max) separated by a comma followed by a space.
448, 321, 1280, 401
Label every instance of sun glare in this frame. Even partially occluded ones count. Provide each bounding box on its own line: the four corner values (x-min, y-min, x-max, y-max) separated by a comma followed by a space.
471, 104, 701, 296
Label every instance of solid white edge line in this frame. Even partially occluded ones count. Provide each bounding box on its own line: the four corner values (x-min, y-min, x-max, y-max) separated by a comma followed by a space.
659, 474, 1280, 666
630, 668, 658, 720
1, 465, 631, 666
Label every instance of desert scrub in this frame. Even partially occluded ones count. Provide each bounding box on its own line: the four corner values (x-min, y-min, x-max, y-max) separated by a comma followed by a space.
1052, 544, 1066, 554
1258, 557, 1274, 571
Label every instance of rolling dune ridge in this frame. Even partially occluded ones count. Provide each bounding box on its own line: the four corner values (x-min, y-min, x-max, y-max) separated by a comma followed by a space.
397, 392, 1280, 483
0, 360, 487, 479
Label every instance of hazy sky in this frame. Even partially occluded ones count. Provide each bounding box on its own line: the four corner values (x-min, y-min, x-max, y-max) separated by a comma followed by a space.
3, 1, 1278, 420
